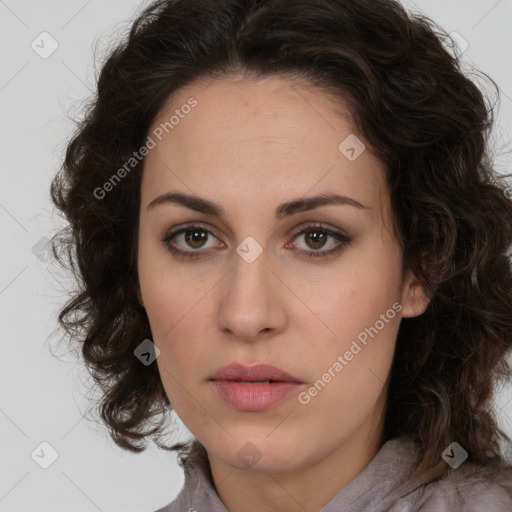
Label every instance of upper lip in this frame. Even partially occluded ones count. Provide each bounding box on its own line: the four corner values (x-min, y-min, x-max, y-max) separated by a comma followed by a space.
209, 363, 303, 383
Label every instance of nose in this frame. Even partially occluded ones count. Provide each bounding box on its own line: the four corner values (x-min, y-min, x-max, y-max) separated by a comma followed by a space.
216, 246, 287, 342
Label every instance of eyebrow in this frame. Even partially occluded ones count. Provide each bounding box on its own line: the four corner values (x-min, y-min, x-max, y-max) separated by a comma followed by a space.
147, 191, 370, 220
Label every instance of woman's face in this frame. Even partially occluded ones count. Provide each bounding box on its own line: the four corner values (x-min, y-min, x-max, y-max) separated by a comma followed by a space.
137, 75, 429, 475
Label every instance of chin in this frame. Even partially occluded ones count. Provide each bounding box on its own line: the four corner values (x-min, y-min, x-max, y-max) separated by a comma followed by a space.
210, 433, 309, 473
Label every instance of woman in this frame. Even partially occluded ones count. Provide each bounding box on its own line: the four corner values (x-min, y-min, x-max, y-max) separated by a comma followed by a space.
50, 0, 512, 510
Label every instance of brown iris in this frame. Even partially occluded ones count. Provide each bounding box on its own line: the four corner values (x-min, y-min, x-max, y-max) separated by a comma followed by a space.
304, 230, 327, 250
184, 229, 208, 249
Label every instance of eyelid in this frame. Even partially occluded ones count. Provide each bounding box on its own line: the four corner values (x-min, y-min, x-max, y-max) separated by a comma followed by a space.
288, 222, 348, 239
164, 222, 223, 243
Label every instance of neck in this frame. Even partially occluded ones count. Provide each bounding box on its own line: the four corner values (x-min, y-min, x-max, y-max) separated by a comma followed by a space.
207, 399, 386, 512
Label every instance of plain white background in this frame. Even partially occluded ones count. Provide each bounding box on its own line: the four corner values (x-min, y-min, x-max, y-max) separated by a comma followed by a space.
0, 0, 511, 510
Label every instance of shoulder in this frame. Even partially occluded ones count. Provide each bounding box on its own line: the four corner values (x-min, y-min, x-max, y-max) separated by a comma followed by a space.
405, 462, 512, 512
152, 504, 172, 512
150, 472, 196, 512
152, 503, 195, 512
150, 454, 227, 512
151, 487, 189, 512
152, 440, 219, 512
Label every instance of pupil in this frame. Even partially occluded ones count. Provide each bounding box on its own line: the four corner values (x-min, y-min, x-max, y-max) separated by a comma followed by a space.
306, 231, 326, 249
185, 229, 207, 248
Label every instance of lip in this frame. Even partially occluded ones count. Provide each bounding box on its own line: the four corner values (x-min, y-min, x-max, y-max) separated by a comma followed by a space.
210, 380, 304, 411
209, 363, 303, 383
209, 363, 305, 411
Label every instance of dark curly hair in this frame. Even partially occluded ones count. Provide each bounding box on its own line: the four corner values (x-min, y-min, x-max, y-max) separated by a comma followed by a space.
50, 0, 512, 482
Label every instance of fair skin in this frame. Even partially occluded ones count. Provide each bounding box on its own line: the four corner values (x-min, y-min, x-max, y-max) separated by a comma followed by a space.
137, 74, 430, 512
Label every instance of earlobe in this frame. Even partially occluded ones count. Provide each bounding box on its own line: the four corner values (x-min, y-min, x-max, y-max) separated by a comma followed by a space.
401, 271, 431, 318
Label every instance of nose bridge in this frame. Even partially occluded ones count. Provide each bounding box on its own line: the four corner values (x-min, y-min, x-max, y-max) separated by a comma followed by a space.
232, 237, 268, 293
217, 237, 284, 339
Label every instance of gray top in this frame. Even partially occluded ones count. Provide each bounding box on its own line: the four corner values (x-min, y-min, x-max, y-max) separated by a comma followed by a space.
154, 437, 512, 511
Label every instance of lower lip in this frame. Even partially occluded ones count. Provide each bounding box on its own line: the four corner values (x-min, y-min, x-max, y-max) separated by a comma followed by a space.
210, 380, 304, 411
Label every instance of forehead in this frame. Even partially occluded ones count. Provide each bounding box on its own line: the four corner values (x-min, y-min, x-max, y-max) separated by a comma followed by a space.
150, 74, 355, 152
141, 75, 387, 219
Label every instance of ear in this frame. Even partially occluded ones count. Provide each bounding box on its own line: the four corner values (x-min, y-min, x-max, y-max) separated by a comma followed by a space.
400, 270, 431, 318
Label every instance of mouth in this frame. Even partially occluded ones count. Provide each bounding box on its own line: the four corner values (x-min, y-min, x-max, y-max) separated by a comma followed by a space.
208, 362, 305, 411
217, 379, 286, 384
209, 379, 304, 411
208, 362, 303, 384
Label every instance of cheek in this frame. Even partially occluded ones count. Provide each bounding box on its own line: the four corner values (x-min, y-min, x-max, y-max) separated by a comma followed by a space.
318, 286, 400, 378
139, 279, 176, 339
319, 256, 402, 340
138, 247, 209, 339
303, 245, 402, 387
300, 287, 399, 423
139, 266, 212, 371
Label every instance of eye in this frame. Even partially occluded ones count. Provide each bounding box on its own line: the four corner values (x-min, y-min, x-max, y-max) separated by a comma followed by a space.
161, 222, 351, 260
162, 223, 223, 260
288, 223, 351, 259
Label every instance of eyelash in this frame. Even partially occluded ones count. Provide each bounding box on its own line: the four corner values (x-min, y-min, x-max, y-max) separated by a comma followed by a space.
161, 222, 351, 261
